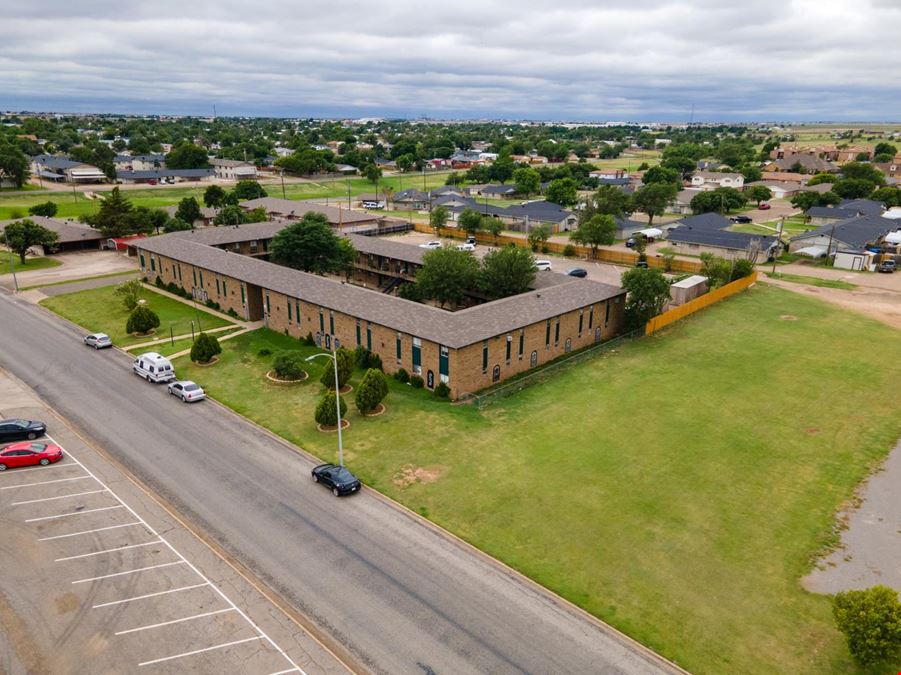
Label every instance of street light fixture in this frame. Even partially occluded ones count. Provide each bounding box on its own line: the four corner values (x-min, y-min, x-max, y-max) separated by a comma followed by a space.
306, 347, 344, 467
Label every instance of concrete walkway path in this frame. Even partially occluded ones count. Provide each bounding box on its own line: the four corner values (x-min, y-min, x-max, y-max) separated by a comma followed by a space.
127, 323, 241, 350
166, 325, 257, 359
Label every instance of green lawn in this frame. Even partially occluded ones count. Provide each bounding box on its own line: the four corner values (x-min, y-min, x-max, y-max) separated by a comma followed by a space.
768, 272, 858, 290
21, 269, 137, 291
0, 251, 62, 272
40, 284, 234, 347
169, 285, 901, 674
126, 326, 244, 357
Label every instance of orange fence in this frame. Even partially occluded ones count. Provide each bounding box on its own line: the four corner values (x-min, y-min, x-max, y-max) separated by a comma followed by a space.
412, 222, 702, 273
645, 271, 758, 335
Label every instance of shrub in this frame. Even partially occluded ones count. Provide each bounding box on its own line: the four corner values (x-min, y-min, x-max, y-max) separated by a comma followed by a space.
410, 374, 424, 389
731, 258, 755, 280
354, 368, 389, 414
540, 245, 549, 254
563, 244, 576, 258
114, 278, 143, 311
227, 308, 240, 319
833, 586, 901, 667
434, 382, 451, 399
272, 351, 306, 380
257, 348, 272, 357
190, 332, 221, 363
354, 346, 384, 371
662, 252, 675, 272
314, 390, 347, 427
319, 347, 354, 389
166, 281, 179, 295
393, 368, 409, 384
304, 332, 315, 346
126, 305, 160, 335
369, 353, 383, 372
155, 276, 164, 288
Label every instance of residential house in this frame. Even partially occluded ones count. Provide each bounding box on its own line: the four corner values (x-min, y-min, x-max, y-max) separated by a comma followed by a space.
117, 168, 214, 184
472, 184, 519, 198
667, 212, 733, 231
804, 206, 858, 226
0, 216, 104, 253
760, 171, 810, 183
31, 154, 105, 183
210, 158, 258, 181
666, 227, 781, 260
670, 188, 703, 215
238, 197, 382, 230
392, 189, 431, 210
589, 168, 628, 180
162, 205, 218, 227
613, 216, 648, 240
838, 199, 886, 218
690, 171, 745, 191
789, 215, 894, 254
745, 180, 802, 199
764, 154, 838, 174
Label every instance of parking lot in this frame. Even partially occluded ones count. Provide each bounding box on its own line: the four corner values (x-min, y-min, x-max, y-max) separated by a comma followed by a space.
0, 373, 347, 675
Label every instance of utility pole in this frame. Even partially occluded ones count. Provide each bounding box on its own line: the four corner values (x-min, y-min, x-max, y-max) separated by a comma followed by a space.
826, 223, 836, 263
8, 248, 19, 292
772, 217, 784, 275
280, 170, 286, 199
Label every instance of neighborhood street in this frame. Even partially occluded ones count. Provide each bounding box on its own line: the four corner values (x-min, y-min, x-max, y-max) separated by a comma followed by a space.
0, 289, 676, 675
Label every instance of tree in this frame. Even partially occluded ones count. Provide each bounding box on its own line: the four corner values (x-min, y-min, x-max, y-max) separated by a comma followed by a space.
126, 305, 160, 335
871, 186, 901, 208
641, 165, 680, 186
833, 586, 901, 667
746, 185, 773, 206
190, 332, 221, 363
314, 390, 347, 427
354, 368, 389, 414
272, 351, 306, 380
270, 212, 355, 275
114, 278, 143, 311
488, 155, 515, 183
580, 185, 632, 224
700, 253, 733, 289
165, 143, 209, 169
741, 165, 762, 183
0, 146, 30, 188
395, 154, 414, 172
841, 161, 885, 186
545, 178, 579, 206
28, 201, 58, 217
513, 167, 541, 197
163, 217, 192, 233
414, 247, 480, 308
483, 216, 503, 243
791, 190, 841, 211
631, 183, 678, 227
89, 187, 134, 237
690, 187, 747, 214
807, 173, 835, 186
0, 219, 59, 263
832, 178, 875, 200
363, 163, 382, 184
213, 204, 249, 226
874, 142, 897, 158
527, 224, 551, 251
572, 214, 616, 258
479, 245, 537, 299
232, 180, 267, 200
319, 347, 354, 390
620, 267, 670, 331
175, 197, 202, 224
429, 205, 449, 235
458, 208, 483, 238
203, 184, 227, 208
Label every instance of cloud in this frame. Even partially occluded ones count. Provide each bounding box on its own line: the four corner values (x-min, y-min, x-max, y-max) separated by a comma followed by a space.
1, 0, 899, 120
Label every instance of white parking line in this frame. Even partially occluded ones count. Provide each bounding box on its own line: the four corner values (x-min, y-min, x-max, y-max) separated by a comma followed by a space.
72, 560, 186, 585
0, 475, 90, 490
55, 539, 162, 562
268, 669, 302, 675
49, 437, 306, 674
115, 608, 235, 635
138, 636, 263, 667
25, 504, 123, 523
92, 582, 210, 609
0, 462, 74, 475
37, 521, 142, 541
13, 488, 107, 506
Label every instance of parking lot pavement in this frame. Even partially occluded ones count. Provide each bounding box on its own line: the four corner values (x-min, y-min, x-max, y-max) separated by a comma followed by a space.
0, 376, 349, 675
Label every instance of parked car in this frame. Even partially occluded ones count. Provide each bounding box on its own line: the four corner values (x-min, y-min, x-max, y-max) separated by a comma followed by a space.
0, 418, 47, 443
0, 441, 63, 471
635, 260, 649, 268
625, 237, 637, 248
418, 240, 442, 249
167, 380, 206, 402
878, 259, 896, 274
758, 203, 772, 210
83, 332, 113, 349
567, 268, 588, 278
312, 463, 362, 497
456, 242, 476, 252
133, 352, 176, 383
535, 260, 553, 271
465, 235, 476, 245
730, 215, 752, 224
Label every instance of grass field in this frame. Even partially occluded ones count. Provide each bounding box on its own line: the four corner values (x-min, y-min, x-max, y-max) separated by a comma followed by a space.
768, 272, 858, 290
0, 251, 62, 273
165, 285, 901, 674
40, 284, 234, 347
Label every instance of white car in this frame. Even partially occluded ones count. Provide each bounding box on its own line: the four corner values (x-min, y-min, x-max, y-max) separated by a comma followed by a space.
535, 260, 553, 271
167, 380, 206, 402
419, 240, 442, 249
83, 332, 113, 349
456, 243, 476, 252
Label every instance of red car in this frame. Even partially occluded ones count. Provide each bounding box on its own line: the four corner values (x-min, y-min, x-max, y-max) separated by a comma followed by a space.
0, 441, 64, 471
758, 203, 772, 210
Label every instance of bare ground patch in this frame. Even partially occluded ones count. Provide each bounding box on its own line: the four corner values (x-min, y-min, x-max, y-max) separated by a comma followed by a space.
392, 464, 447, 489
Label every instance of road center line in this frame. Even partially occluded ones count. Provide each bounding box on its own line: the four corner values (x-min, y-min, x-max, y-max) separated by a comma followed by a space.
55, 539, 162, 562
0, 475, 90, 490
72, 560, 186, 584
92, 582, 210, 608
138, 636, 263, 667
13, 489, 107, 506
114, 607, 235, 635
37, 521, 142, 541
26, 504, 123, 522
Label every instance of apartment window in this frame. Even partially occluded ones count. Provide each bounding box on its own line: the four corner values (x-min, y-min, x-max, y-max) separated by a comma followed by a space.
265, 292, 270, 315
588, 306, 594, 329
139, 253, 145, 269
412, 337, 422, 375
296, 300, 301, 324
329, 311, 335, 335
366, 323, 372, 351
150, 256, 156, 272
199, 270, 204, 287
215, 279, 220, 296
175, 264, 181, 281
287, 302, 292, 323
396, 333, 402, 361
439, 345, 449, 383
240, 284, 246, 306
192, 268, 197, 286
505, 335, 512, 363
482, 341, 488, 374
578, 310, 584, 335
319, 309, 324, 333
518, 330, 524, 359
545, 320, 551, 349
222, 280, 227, 296
605, 301, 610, 325
355, 320, 361, 346
554, 319, 560, 346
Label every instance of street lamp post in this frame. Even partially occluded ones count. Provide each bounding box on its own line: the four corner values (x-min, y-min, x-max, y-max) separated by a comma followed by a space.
306, 347, 344, 467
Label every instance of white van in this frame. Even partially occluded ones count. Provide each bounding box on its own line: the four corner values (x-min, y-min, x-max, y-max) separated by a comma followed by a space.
133, 352, 176, 383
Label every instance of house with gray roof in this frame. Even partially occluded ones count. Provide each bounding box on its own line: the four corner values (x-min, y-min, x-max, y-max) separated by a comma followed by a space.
668, 212, 733, 231
31, 154, 105, 183
789, 215, 895, 254
0, 216, 104, 252
666, 226, 781, 260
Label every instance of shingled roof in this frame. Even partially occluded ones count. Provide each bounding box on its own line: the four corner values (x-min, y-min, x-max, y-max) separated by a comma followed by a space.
239, 198, 379, 225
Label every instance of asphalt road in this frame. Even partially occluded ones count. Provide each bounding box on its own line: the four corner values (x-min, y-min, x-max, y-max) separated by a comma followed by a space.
0, 291, 675, 675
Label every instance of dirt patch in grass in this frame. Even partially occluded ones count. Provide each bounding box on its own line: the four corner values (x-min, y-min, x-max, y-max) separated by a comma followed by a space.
780, 314, 798, 321
392, 464, 446, 489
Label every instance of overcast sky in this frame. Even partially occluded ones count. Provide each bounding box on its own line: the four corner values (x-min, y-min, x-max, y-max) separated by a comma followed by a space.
1, 1, 898, 121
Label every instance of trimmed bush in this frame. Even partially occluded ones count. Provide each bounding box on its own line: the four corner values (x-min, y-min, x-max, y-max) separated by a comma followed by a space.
304, 332, 315, 346
833, 586, 901, 666
155, 276, 164, 288
410, 374, 424, 389
272, 351, 306, 380
354, 346, 384, 371
314, 390, 347, 427
114, 278, 143, 311
563, 244, 576, 257
434, 382, 451, 399
731, 258, 755, 280
393, 368, 409, 384
319, 347, 354, 389
226, 308, 240, 319
355, 368, 389, 414
190, 332, 221, 363
257, 348, 272, 357
126, 305, 160, 335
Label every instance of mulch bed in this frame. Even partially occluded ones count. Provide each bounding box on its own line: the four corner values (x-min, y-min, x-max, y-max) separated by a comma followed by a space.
317, 419, 350, 433
194, 356, 220, 367
265, 370, 308, 383
364, 403, 387, 417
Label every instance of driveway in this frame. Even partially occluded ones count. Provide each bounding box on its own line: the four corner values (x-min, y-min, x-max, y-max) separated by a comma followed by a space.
0, 251, 138, 290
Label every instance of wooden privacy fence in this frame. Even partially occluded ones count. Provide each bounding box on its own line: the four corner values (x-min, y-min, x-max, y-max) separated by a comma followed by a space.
412, 222, 702, 273
645, 272, 758, 335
